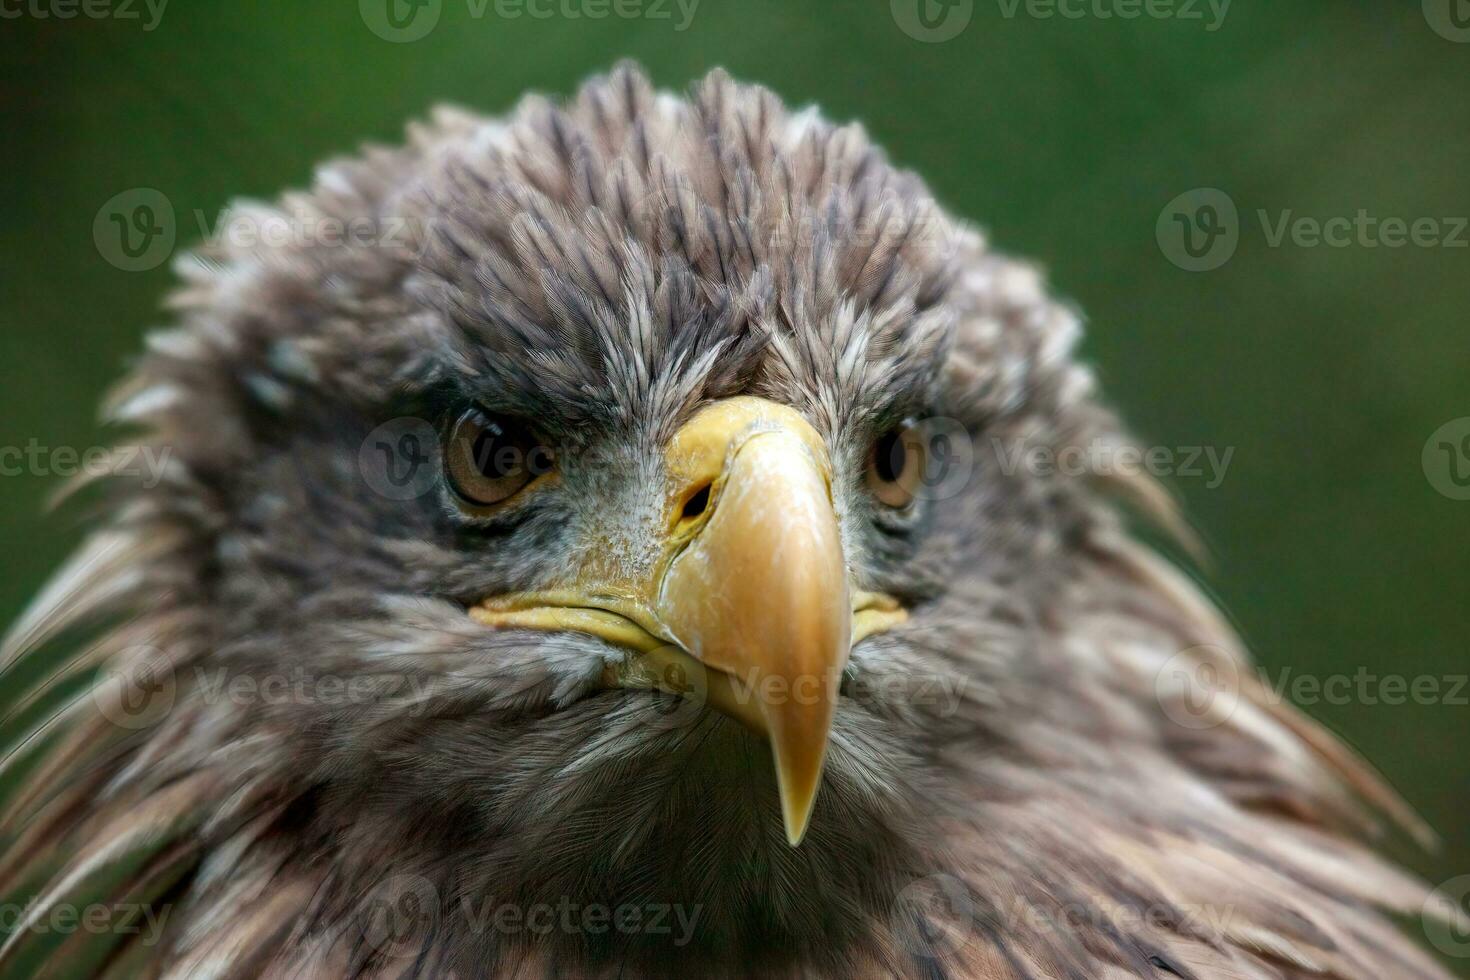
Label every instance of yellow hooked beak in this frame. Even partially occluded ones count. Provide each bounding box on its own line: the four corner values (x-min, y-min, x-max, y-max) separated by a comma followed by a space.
469, 397, 906, 845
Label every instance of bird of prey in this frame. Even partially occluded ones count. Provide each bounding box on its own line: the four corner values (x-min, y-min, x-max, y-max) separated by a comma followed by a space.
0, 63, 1456, 979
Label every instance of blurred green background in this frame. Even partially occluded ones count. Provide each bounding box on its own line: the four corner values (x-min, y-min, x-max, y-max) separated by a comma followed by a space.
2, 0, 1466, 969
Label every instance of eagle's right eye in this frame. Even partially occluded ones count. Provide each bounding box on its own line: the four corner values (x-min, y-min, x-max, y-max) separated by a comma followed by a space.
865, 423, 926, 510
445, 408, 554, 507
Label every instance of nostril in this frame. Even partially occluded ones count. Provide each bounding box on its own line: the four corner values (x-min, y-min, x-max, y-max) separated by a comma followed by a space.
681, 483, 712, 520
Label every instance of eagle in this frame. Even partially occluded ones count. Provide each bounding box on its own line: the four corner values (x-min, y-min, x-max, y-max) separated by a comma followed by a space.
0, 63, 1456, 979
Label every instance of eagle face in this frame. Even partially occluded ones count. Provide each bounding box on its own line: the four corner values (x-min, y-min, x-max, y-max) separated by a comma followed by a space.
0, 64, 1453, 980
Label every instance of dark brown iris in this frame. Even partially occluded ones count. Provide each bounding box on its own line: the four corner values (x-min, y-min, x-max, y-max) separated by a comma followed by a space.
866, 424, 925, 508
445, 408, 553, 506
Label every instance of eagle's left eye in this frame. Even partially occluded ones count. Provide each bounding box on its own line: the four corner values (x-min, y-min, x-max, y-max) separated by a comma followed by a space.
865, 423, 926, 509
445, 407, 554, 507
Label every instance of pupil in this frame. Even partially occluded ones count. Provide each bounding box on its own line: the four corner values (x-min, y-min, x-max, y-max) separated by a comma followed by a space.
471, 424, 517, 478
875, 431, 906, 483
682, 484, 712, 519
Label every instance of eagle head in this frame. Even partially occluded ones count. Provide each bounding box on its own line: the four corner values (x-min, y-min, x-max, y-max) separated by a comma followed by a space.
0, 63, 1453, 980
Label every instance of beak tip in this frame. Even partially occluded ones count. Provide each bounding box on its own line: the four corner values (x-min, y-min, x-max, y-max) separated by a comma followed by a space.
772, 743, 823, 848
782, 799, 814, 847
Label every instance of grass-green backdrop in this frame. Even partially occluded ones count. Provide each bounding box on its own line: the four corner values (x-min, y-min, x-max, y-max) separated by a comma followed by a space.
2, 0, 1466, 970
